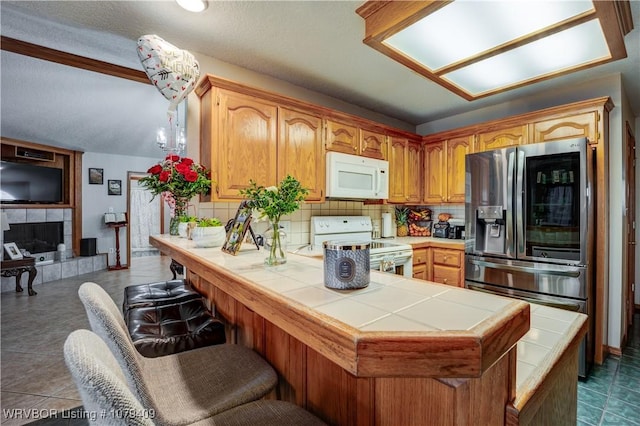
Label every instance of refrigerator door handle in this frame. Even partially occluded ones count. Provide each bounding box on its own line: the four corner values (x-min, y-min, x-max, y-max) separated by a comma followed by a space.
506, 151, 515, 257
466, 284, 583, 311
468, 258, 582, 277
515, 150, 525, 255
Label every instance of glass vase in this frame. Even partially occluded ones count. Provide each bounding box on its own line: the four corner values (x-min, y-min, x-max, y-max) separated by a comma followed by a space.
170, 206, 187, 236
263, 220, 287, 266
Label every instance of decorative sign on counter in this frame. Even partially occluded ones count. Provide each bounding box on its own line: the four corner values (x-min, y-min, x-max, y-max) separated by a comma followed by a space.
222, 201, 254, 255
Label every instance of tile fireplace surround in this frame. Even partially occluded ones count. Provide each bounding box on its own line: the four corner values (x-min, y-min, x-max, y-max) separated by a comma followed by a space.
1, 208, 107, 293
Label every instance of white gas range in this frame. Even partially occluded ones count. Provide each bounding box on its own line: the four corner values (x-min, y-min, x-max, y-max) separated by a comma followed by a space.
306, 216, 413, 277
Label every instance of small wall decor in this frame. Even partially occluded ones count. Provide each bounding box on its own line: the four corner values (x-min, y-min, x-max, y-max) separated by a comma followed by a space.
222, 201, 254, 255
3, 242, 23, 260
88, 168, 104, 184
108, 180, 122, 196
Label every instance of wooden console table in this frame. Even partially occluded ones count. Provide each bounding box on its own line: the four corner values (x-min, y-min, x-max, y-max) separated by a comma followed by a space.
1, 257, 37, 296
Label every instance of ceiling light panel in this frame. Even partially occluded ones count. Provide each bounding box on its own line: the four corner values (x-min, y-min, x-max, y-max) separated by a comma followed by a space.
384, 0, 596, 71
442, 19, 611, 96
176, 0, 207, 13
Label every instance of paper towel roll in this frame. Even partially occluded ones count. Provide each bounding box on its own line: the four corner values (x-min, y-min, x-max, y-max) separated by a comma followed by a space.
381, 212, 393, 238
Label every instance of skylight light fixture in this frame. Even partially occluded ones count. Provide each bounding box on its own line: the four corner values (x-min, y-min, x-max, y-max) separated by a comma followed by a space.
356, 0, 633, 100
176, 0, 207, 13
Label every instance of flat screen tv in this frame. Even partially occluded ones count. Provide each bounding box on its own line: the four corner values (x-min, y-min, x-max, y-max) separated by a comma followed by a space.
0, 160, 63, 204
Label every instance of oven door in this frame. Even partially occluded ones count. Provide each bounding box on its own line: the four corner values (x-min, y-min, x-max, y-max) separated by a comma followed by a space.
370, 250, 413, 277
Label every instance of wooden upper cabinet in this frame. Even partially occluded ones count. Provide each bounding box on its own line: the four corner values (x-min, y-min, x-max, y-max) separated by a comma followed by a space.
529, 112, 598, 145
476, 125, 527, 152
360, 128, 387, 160
423, 142, 445, 204
406, 140, 422, 204
325, 119, 359, 154
388, 136, 407, 203
278, 107, 324, 202
389, 137, 421, 204
216, 89, 278, 200
446, 136, 471, 203
325, 119, 387, 159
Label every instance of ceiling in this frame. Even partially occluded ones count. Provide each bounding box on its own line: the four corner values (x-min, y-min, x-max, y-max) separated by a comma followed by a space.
1, 1, 639, 159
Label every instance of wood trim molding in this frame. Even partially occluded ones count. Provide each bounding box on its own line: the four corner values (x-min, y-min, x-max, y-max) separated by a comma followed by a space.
606, 346, 623, 357
0, 36, 150, 84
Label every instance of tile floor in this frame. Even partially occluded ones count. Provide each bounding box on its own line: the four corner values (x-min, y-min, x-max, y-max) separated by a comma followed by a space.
1, 254, 638, 425
1, 255, 173, 425
577, 312, 640, 426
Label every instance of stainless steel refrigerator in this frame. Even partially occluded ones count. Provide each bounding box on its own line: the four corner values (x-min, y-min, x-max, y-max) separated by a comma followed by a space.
464, 137, 594, 377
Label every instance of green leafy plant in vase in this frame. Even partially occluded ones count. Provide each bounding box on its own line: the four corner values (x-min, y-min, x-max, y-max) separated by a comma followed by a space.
191, 217, 225, 247
239, 175, 308, 266
178, 215, 198, 238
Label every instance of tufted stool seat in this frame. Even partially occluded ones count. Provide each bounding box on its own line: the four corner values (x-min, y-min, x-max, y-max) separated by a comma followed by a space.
122, 279, 201, 313
125, 298, 226, 358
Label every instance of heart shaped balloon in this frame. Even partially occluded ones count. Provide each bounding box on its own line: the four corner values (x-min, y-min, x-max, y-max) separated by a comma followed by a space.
137, 35, 200, 112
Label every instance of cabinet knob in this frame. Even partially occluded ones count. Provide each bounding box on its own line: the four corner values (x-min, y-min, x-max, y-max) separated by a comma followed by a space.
443, 256, 448, 261
353, 146, 358, 152
443, 278, 448, 284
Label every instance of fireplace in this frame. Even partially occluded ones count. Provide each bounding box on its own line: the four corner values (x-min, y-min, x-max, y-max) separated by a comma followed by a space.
3, 222, 63, 254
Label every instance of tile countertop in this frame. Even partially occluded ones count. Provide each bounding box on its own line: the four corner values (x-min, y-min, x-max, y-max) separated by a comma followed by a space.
150, 235, 585, 393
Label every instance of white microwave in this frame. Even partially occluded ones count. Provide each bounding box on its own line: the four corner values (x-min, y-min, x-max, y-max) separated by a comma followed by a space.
325, 152, 389, 200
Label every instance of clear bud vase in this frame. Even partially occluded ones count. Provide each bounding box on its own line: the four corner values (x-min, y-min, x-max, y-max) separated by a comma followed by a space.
264, 220, 287, 266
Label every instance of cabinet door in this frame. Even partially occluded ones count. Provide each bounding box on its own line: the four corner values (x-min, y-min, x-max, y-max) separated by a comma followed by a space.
433, 265, 462, 287
388, 137, 407, 203
476, 125, 527, 152
446, 136, 472, 203
325, 119, 359, 154
360, 129, 387, 160
412, 248, 427, 266
423, 142, 445, 204
278, 107, 324, 202
217, 90, 278, 199
405, 141, 422, 204
412, 264, 427, 280
432, 248, 462, 267
530, 112, 597, 144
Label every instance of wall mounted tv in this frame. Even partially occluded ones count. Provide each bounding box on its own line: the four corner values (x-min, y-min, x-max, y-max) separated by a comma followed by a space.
0, 160, 63, 204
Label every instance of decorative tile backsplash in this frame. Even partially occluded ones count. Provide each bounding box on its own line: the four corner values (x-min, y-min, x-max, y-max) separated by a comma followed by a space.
197, 202, 466, 247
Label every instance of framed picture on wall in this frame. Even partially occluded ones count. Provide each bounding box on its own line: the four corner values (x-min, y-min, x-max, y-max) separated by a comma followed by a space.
108, 180, 122, 196
88, 168, 104, 184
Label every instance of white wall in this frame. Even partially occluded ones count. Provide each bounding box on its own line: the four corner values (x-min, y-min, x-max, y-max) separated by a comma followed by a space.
82, 152, 162, 266
417, 73, 639, 351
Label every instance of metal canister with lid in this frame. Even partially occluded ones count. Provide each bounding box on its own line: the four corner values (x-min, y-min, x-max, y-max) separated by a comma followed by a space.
323, 241, 370, 290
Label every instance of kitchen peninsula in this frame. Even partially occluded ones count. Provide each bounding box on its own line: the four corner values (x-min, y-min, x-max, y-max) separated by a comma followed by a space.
151, 235, 587, 425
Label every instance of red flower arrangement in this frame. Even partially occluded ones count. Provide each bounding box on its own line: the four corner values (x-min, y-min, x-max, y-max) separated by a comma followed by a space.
139, 154, 211, 217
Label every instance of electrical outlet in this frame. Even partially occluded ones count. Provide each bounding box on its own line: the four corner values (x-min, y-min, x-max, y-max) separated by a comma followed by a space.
280, 220, 291, 235
109, 248, 114, 253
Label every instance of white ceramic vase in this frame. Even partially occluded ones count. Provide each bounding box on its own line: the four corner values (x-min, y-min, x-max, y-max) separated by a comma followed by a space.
178, 222, 189, 238
191, 226, 226, 248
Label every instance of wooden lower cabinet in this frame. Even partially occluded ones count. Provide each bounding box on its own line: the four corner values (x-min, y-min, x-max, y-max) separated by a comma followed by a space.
411, 245, 464, 286
432, 248, 463, 287
412, 248, 428, 280
189, 271, 513, 426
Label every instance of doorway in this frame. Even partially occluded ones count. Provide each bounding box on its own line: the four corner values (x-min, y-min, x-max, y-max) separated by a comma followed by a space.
624, 121, 637, 343
127, 172, 164, 263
